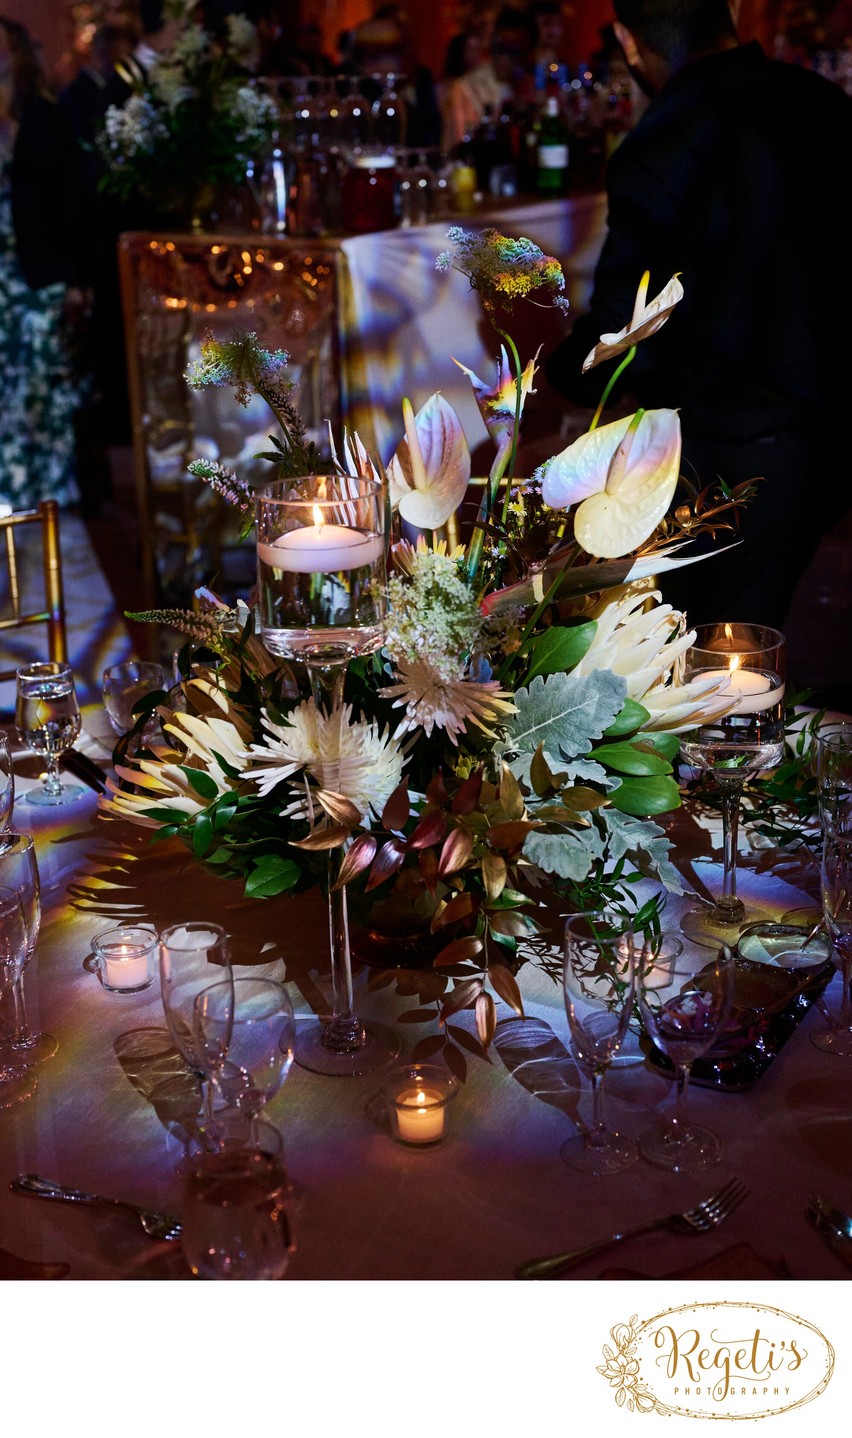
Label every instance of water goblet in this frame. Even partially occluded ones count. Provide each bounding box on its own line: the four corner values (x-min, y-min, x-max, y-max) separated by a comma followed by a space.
158, 922, 234, 1138
0, 734, 14, 849
15, 661, 84, 806
102, 660, 168, 738
181, 1115, 294, 1280
256, 474, 397, 1078
196, 977, 295, 1130
638, 938, 735, 1172
560, 910, 637, 1175
0, 832, 56, 1063
0, 887, 37, 1108
810, 829, 852, 1057
815, 722, 852, 836
678, 623, 786, 945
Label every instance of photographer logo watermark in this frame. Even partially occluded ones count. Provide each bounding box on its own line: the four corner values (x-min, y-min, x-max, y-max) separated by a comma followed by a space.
598, 1301, 834, 1419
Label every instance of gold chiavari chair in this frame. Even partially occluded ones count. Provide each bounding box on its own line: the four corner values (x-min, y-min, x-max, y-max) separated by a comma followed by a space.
0, 500, 68, 683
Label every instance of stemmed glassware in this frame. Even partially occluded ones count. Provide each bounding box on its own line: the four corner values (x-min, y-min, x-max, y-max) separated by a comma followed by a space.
256, 473, 397, 1076
561, 910, 637, 1174
102, 660, 168, 737
678, 623, 786, 945
811, 829, 852, 1057
0, 734, 14, 849
158, 922, 234, 1139
638, 937, 735, 1172
181, 1115, 294, 1280
0, 888, 36, 1108
15, 661, 84, 806
815, 723, 852, 836
194, 977, 295, 1131
0, 832, 56, 1062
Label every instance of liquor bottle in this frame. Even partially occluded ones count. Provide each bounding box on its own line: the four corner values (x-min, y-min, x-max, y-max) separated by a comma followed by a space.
471, 103, 501, 195
535, 95, 569, 195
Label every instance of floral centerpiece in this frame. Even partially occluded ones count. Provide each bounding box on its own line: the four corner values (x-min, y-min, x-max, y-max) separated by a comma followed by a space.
96, 4, 278, 227
102, 227, 765, 1065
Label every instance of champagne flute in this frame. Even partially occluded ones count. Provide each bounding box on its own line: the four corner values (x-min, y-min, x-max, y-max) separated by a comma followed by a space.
256, 474, 396, 1077
0, 832, 56, 1063
561, 910, 637, 1175
0, 734, 14, 850
638, 939, 735, 1172
678, 623, 786, 945
181, 1115, 294, 1280
0, 888, 37, 1108
811, 829, 852, 1057
15, 661, 84, 806
196, 977, 295, 1127
158, 922, 234, 1138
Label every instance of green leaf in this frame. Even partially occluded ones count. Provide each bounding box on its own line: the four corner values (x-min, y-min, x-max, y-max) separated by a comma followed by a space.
524, 621, 597, 682
245, 856, 301, 898
523, 827, 603, 880
635, 730, 680, 762
599, 809, 683, 893
192, 812, 214, 857
180, 766, 220, 801
602, 697, 651, 737
593, 742, 671, 777
212, 794, 240, 830
608, 774, 681, 817
499, 670, 627, 765
141, 805, 190, 825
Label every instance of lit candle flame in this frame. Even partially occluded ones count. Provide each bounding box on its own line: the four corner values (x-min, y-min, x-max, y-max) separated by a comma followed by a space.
415, 1091, 427, 1108
724, 623, 733, 642
312, 505, 324, 528
729, 654, 742, 675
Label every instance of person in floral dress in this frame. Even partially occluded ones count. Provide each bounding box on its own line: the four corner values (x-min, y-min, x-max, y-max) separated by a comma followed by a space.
0, 16, 87, 512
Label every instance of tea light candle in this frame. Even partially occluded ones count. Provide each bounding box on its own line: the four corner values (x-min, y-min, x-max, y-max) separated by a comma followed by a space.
702, 665, 785, 714
395, 1086, 446, 1144
103, 944, 150, 990
258, 527, 384, 575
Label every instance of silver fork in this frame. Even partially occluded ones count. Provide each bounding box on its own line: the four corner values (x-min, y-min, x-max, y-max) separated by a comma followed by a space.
515, 1177, 748, 1279
10, 1173, 182, 1242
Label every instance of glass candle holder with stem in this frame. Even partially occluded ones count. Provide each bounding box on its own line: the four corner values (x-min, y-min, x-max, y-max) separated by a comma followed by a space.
678, 623, 786, 946
256, 474, 398, 1077
0, 832, 56, 1063
811, 829, 852, 1057
158, 922, 234, 1146
195, 977, 295, 1135
0, 888, 37, 1109
0, 734, 13, 849
14, 662, 84, 806
560, 910, 637, 1175
638, 937, 735, 1172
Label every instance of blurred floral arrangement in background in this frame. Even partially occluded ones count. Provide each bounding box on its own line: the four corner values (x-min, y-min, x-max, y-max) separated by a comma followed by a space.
101, 226, 768, 1064
96, 4, 277, 223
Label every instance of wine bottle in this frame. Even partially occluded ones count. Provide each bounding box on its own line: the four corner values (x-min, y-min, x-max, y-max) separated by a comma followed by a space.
535, 95, 569, 195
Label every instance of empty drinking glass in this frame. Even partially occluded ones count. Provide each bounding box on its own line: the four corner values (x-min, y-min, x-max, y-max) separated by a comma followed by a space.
181, 1115, 294, 1280
0, 833, 56, 1063
0, 887, 36, 1108
158, 922, 234, 1135
0, 734, 13, 849
815, 723, 852, 836
195, 977, 295, 1127
102, 660, 168, 737
811, 829, 852, 1057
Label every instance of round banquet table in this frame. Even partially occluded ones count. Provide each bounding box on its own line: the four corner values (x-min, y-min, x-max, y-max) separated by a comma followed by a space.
1, 710, 850, 1283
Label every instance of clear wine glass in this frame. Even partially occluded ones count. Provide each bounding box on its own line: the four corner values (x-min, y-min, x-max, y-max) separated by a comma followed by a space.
256, 474, 396, 1077
158, 922, 234, 1138
638, 938, 735, 1172
102, 660, 168, 737
0, 734, 14, 850
0, 887, 37, 1108
0, 832, 56, 1063
15, 661, 84, 806
181, 1115, 294, 1280
196, 977, 295, 1128
561, 910, 637, 1175
678, 623, 786, 945
811, 829, 852, 1057
815, 723, 852, 837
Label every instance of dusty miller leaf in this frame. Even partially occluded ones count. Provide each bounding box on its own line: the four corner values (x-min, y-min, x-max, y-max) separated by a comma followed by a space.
596, 809, 684, 894
523, 826, 604, 881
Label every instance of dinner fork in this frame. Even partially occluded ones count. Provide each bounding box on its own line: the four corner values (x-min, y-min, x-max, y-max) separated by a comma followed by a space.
515, 1177, 748, 1279
10, 1173, 182, 1242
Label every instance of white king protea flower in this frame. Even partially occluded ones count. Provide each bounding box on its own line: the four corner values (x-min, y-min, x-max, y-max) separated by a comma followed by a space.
573, 585, 737, 733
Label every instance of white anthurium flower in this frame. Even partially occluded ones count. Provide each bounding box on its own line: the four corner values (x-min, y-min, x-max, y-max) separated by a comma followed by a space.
453, 345, 539, 451
582, 271, 684, 373
572, 585, 737, 733
540, 407, 681, 558
386, 392, 471, 528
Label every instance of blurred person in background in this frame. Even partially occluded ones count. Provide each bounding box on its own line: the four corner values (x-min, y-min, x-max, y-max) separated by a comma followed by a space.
545, 0, 852, 629
0, 14, 88, 512
441, 5, 533, 149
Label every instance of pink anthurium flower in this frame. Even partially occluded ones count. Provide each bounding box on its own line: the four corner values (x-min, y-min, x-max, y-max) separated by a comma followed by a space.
582, 271, 684, 374
453, 345, 539, 452
539, 407, 682, 558
387, 392, 471, 529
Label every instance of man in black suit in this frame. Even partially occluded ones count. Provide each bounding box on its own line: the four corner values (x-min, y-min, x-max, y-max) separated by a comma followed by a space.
545, 0, 852, 630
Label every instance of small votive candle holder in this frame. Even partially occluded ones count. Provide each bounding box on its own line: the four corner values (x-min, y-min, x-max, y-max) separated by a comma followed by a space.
385, 1063, 458, 1147
92, 925, 157, 993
